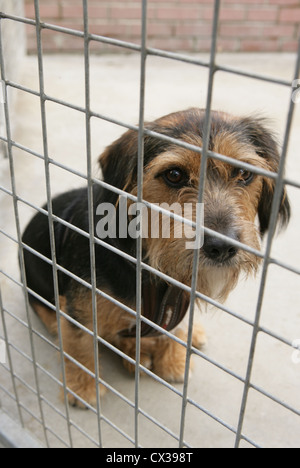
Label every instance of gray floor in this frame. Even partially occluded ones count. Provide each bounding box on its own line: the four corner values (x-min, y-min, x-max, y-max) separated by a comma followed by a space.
0, 53, 299, 448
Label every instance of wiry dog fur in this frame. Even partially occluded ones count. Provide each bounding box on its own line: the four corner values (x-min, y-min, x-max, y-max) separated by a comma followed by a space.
22, 108, 290, 407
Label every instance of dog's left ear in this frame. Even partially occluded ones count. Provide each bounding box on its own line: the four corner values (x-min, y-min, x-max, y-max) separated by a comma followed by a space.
99, 123, 171, 204
99, 129, 139, 204
240, 117, 291, 236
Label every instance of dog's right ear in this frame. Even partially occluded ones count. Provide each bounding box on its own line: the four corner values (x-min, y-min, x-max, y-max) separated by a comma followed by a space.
238, 117, 291, 236
99, 129, 139, 202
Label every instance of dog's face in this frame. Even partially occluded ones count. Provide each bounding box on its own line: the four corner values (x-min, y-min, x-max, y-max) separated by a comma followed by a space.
99, 108, 290, 300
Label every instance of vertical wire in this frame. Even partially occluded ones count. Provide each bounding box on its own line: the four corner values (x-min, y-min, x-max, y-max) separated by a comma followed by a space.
0, 17, 23, 427
83, 0, 103, 448
33, 0, 73, 448
178, 0, 221, 448
0, 2, 297, 450
0, 13, 50, 447
234, 38, 300, 448
134, 0, 148, 448
0, 283, 24, 426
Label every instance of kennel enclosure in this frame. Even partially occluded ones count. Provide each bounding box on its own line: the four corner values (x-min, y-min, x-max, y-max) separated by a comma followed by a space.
0, 0, 300, 448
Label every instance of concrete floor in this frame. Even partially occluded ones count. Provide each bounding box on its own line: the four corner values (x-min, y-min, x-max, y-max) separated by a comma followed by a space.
0, 53, 299, 448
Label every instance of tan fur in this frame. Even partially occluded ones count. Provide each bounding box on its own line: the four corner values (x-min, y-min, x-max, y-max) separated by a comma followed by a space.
31, 112, 282, 408
141, 141, 263, 299
32, 288, 206, 407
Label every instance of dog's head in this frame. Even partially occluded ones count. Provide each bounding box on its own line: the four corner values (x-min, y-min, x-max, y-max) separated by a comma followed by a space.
99, 108, 290, 299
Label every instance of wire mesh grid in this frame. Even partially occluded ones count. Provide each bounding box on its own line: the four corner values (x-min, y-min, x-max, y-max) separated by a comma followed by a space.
0, 0, 300, 448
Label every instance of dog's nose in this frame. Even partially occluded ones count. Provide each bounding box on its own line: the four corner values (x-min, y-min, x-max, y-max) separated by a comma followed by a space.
203, 231, 239, 264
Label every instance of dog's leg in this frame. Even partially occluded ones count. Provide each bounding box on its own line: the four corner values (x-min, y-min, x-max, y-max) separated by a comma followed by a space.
59, 290, 139, 408
30, 293, 105, 406
152, 324, 205, 382
190, 322, 207, 350
119, 323, 206, 382
55, 286, 114, 408
31, 301, 58, 335
119, 337, 156, 375
119, 331, 190, 382
60, 315, 106, 409
151, 330, 192, 383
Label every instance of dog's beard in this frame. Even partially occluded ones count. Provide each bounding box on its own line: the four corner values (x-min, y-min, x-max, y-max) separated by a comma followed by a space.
145, 229, 261, 303
198, 250, 261, 301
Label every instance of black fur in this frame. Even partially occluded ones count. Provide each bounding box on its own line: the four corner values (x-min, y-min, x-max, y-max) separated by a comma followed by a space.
235, 116, 291, 235
22, 186, 138, 319
22, 108, 290, 320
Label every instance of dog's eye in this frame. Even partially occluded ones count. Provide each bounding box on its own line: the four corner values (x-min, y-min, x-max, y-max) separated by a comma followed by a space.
163, 168, 187, 188
232, 168, 254, 186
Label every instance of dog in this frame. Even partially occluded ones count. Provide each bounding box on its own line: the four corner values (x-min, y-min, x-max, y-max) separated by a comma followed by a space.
22, 108, 290, 407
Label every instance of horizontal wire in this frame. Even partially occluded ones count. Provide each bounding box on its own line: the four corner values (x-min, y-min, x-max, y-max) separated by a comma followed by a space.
0, 8, 299, 449
2, 265, 299, 425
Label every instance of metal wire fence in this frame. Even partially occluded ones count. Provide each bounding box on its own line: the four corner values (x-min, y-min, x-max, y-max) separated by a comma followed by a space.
0, 0, 299, 448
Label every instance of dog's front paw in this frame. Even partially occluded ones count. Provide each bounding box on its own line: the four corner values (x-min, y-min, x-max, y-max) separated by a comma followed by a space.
63, 363, 107, 409
65, 382, 107, 409
192, 322, 207, 349
153, 330, 194, 383
122, 352, 153, 375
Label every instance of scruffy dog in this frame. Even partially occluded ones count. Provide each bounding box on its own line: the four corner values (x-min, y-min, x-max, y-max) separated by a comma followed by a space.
22, 108, 290, 407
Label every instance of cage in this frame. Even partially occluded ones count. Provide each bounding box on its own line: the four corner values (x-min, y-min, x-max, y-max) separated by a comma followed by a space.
0, 0, 299, 449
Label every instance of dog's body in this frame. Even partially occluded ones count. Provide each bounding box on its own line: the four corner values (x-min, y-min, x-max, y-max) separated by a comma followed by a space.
22, 108, 290, 407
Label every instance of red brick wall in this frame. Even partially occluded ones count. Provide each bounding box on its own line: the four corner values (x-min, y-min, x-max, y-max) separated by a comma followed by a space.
25, 0, 300, 54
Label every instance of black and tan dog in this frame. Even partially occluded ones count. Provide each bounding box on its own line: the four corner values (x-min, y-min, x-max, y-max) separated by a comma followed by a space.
22, 108, 290, 407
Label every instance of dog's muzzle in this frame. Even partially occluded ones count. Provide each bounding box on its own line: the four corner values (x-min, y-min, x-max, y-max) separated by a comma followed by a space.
203, 229, 240, 264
